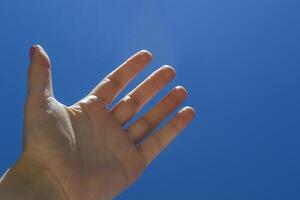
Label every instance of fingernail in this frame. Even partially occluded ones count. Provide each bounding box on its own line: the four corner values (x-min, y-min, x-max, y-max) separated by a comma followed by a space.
175, 85, 187, 92
161, 65, 176, 76
175, 86, 188, 97
179, 106, 196, 116
139, 49, 152, 56
29, 45, 36, 61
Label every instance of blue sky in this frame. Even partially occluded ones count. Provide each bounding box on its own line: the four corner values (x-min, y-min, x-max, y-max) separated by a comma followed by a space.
0, 0, 300, 199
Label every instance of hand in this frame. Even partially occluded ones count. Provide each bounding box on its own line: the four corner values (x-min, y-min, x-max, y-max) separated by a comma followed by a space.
0, 45, 195, 200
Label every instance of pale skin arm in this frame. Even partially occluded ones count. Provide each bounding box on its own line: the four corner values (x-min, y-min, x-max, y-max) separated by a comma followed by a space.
0, 45, 195, 200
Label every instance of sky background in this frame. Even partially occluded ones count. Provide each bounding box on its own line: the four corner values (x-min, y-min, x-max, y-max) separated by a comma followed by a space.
0, 0, 300, 199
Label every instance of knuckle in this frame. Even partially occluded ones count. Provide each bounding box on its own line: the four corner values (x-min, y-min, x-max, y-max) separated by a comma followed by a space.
140, 117, 156, 133
102, 77, 122, 91
151, 136, 164, 151
169, 120, 180, 132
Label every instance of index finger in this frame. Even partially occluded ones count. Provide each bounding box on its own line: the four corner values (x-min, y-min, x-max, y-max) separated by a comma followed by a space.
89, 50, 152, 104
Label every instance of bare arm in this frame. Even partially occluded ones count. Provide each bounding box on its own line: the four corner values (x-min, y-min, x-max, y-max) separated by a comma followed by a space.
0, 45, 195, 200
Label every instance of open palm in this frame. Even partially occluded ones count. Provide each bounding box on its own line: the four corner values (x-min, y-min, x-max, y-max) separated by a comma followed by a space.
20, 45, 195, 200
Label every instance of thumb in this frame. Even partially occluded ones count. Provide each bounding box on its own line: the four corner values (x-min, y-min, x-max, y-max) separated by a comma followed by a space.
27, 45, 54, 101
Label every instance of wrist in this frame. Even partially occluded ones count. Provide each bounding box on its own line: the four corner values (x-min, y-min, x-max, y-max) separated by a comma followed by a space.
0, 156, 69, 200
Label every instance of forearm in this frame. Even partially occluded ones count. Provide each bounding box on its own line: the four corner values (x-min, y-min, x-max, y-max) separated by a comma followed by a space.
0, 160, 68, 200
0, 160, 113, 200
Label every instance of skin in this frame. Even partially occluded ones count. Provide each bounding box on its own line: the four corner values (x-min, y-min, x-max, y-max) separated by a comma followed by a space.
0, 45, 195, 200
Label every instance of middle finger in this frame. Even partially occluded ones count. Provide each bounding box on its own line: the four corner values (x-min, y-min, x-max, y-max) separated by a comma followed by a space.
111, 65, 176, 125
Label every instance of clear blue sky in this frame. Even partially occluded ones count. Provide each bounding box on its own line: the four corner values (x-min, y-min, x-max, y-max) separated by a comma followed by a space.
1, 0, 300, 199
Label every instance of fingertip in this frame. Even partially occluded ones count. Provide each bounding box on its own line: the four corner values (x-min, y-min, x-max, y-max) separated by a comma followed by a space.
179, 106, 196, 119
185, 106, 196, 116
161, 65, 176, 77
174, 86, 188, 97
139, 49, 153, 62
30, 44, 51, 68
139, 49, 152, 56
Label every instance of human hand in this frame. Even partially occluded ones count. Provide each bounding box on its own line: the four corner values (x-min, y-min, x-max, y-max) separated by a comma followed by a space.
0, 45, 195, 200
